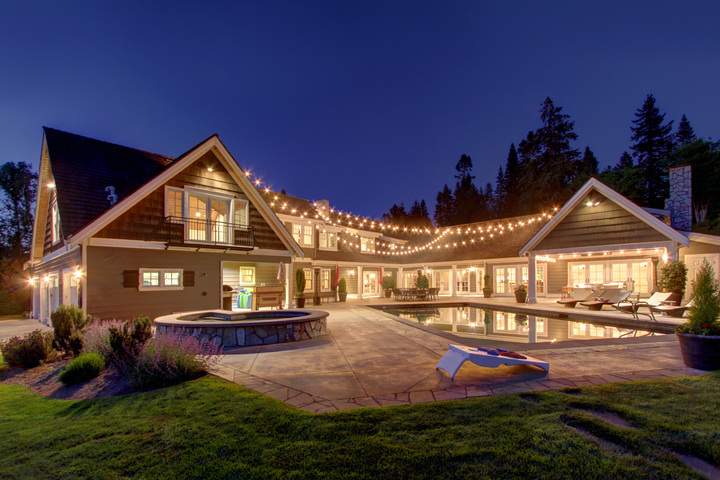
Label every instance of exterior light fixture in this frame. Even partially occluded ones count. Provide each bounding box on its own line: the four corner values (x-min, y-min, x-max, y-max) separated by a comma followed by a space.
74, 269, 83, 279
47, 182, 55, 188
43, 275, 51, 283
207, 167, 213, 172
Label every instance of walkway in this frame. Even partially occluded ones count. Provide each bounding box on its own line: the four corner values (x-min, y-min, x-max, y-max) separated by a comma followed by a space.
214, 298, 703, 412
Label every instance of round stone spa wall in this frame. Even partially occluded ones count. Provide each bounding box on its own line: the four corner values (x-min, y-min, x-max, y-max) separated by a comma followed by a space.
154, 310, 329, 348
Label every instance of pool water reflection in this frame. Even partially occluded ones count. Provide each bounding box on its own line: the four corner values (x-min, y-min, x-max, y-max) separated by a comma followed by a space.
380, 306, 665, 344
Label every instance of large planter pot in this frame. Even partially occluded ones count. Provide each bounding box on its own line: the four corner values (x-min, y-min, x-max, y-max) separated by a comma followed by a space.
482, 288, 492, 298
338, 292, 347, 302
295, 297, 306, 308
515, 291, 527, 303
384, 289, 393, 298
677, 333, 720, 370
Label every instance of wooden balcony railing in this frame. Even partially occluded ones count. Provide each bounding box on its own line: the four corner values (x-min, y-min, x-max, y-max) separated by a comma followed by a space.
164, 217, 254, 250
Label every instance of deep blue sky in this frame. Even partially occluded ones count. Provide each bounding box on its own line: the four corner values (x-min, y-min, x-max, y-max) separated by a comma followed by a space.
2, 1, 718, 219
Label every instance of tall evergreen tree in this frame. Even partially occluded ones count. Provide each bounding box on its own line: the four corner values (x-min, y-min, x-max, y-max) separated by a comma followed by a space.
517, 98, 582, 211
382, 203, 409, 225
630, 94, 675, 208
494, 166, 505, 218
675, 114, 697, 146
500, 143, 523, 217
434, 184, 455, 227
452, 154, 483, 224
617, 151, 633, 169
409, 200, 432, 228
0, 162, 37, 256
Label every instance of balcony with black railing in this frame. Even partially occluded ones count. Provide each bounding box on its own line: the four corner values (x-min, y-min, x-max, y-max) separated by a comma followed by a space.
164, 216, 254, 250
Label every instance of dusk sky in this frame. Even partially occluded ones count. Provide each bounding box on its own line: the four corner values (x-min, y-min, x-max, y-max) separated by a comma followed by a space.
2, 1, 718, 220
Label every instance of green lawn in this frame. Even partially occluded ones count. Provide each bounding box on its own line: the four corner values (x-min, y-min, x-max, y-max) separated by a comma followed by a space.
0, 314, 23, 321
1, 373, 718, 479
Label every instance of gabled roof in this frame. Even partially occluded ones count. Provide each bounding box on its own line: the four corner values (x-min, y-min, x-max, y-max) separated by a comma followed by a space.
42, 127, 175, 237
35, 128, 303, 258
519, 177, 689, 256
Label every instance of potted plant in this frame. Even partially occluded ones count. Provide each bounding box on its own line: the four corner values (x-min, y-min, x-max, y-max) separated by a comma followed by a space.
675, 259, 720, 370
382, 275, 395, 298
482, 274, 493, 298
514, 283, 528, 303
338, 276, 347, 302
660, 260, 689, 307
416, 274, 429, 290
294, 268, 306, 308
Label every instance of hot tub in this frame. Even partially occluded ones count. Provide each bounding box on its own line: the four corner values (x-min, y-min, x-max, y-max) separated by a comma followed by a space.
153, 309, 329, 348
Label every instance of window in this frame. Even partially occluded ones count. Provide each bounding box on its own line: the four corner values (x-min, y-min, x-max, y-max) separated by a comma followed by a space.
239, 266, 255, 285
139, 268, 184, 291
321, 269, 331, 291
50, 197, 61, 244
319, 231, 337, 250
303, 268, 313, 291
293, 224, 314, 246
360, 237, 375, 253
166, 188, 183, 219
233, 199, 248, 226
457, 270, 469, 293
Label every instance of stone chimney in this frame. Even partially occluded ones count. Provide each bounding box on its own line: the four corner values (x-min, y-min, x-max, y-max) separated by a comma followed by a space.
666, 165, 692, 231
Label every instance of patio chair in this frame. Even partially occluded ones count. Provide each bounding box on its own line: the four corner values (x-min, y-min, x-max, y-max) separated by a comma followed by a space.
580, 289, 630, 311
436, 344, 549, 379
613, 291, 673, 321
556, 287, 597, 308
651, 298, 695, 318
392, 289, 404, 301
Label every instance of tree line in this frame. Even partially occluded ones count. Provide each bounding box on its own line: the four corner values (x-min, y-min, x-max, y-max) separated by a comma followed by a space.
383, 94, 720, 231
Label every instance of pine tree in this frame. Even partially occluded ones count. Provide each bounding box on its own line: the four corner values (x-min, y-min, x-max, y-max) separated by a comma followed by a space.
675, 114, 697, 146
452, 154, 483, 224
517, 98, 582, 211
617, 151, 633, 169
434, 184, 455, 226
409, 200, 432, 228
382, 203, 409, 225
494, 166, 505, 218
0, 161, 37, 256
630, 94, 675, 208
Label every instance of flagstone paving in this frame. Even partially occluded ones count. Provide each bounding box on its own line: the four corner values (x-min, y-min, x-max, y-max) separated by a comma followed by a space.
215, 301, 705, 412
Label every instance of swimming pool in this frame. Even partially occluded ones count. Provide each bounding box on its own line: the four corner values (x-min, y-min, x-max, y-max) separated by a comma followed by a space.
376, 305, 667, 344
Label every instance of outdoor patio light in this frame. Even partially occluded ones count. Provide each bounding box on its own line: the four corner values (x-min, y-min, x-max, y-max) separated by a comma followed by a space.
74, 269, 83, 279
47, 182, 55, 188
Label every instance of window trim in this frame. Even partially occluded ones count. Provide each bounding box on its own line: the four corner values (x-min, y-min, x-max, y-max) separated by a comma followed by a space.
303, 268, 314, 292
320, 269, 331, 291
138, 268, 184, 291
319, 231, 338, 251
293, 223, 314, 247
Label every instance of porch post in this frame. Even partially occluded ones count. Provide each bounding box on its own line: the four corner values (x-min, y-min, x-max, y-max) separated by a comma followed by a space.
357, 266, 363, 299
527, 253, 537, 304
451, 265, 457, 297
398, 267, 404, 288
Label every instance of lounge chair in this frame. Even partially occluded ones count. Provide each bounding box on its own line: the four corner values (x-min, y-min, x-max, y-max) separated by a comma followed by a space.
580, 289, 630, 311
651, 298, 695, 318
613, 291, 674, 320
556, 287, 599, 308
436, 344, 549, 379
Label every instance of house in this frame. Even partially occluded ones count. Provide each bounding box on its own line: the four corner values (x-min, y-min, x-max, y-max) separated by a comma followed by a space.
29, 128, 302, 323
28, 129, 720, 323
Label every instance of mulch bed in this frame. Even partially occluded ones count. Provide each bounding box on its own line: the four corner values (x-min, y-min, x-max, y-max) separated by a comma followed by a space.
0, 358, 140, 400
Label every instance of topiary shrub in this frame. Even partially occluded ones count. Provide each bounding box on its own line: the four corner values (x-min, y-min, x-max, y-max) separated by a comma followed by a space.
0, 330, 54, 368
108, 316, 153, 371
416, 274, 429, 289
338, 276, 347, 294
58, 353, 106, 385
295, 268, 306, 297
52, 305, 93, 356
382, 275, 395, 290
677, 259, 720, 335
660, 261, 689, 296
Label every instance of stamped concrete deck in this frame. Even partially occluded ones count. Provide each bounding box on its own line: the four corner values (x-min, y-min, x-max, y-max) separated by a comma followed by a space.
214, 297, 704, 412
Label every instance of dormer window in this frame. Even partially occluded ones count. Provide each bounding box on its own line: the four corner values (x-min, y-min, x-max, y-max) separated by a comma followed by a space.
293, 224, 313, 246
319, 231, 337, 250
360, 236, 375, 253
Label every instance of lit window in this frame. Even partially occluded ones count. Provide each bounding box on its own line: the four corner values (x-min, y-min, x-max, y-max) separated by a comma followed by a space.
50, 197, 61, 244
240, 267, 255, 285
304, 268, 313, 291
360, 237, 375, 253
319, 232, 337, 250
139, 268, 184, 291
293, 224, 314, 246
166, 188, 183, 219
233, 199, 248, 226
321, 270, 331, 290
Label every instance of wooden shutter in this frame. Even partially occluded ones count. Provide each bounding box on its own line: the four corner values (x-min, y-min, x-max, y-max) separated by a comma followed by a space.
183, 271, 195, 287
124, 270, 139, 288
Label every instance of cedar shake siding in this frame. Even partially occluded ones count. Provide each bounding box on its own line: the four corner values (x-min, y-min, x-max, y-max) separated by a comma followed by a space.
95, 152, 286, 250
534, 192, 669, 251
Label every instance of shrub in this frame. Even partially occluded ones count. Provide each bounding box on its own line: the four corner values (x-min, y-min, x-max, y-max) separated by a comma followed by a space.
382, 275, 395, 290
58, 353, 105, 385
82, 319, 125, 361
130, 329, 222, 389
295, 268, 306, 296
483, 274, 493, 292
108, 316, 153, 371
660, 261, 689, 295
416, 274, 429, 289
0, 330, 54, 368
338, 277, 347, 294
52, 305, 93, 356
677, 259, 720, 335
